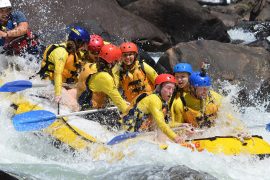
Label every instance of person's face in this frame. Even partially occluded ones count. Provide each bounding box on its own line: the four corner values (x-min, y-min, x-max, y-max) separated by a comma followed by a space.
193, 86, 210, 99
175, 72, 189, 89
0, 8, 11, 22
121, 52, 136, 65
160, 82, 175, 102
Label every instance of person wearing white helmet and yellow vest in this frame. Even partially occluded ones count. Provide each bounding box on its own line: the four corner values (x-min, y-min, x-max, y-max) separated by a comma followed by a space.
118, 42, 158, 103
77, 44, 129, 113
37, 26, 90, 104
122, 74, 185, 143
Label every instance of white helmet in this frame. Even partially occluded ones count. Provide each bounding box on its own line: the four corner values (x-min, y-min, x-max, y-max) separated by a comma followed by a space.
0, 0, 12, 8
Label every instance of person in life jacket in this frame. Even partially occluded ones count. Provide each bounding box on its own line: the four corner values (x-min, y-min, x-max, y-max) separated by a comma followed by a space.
0, 0, 41, 56
85, 34, 105, 63
169, 62, 193, 128
118, 42, 158, 103
122, 74, 185, 143
38, 26, 90, 103
178, 71, 222, 128
77, 44, 129, 113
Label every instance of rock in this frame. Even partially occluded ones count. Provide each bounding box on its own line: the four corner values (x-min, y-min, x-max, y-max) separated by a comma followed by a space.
124, 0, 230, 46
11, 0, 170, 51
156, 40, 270, 91
101, 165, 217, 180
116, 0, 138, 7
255, 2, 270, 21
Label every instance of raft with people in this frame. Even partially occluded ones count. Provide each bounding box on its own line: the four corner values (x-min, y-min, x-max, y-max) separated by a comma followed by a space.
7, 95, 270, 159
1, 22, 270, 161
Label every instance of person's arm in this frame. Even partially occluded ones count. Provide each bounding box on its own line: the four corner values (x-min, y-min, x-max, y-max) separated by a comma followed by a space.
169, 97, 185, 128
146, 95, 178, 141
50, 47, 68, 96
91, 72, 128, 113
7, 11, 28, 37
142, 62, 158, 84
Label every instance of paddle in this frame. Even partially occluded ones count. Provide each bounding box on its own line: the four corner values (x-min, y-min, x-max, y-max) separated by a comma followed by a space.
0, 80, 48, 92
12, 107, 118, 132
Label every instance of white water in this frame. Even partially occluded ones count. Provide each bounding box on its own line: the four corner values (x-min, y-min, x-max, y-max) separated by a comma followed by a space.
0, 55, 270, 180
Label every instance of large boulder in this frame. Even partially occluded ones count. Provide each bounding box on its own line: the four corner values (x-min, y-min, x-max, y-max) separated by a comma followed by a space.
156, 40, 270, 91
124, 0, 230, 45
11, 0, 170, 51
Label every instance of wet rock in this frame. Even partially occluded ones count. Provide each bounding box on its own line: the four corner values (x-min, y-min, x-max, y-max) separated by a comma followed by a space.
207, 0, 258, 26
249, 0, 266, 21
11, 0, 170, 51
156, 40, 270, 91
124, 0, 230, 47
100, 165, 217, 180
116, 0, 139, 7
0, 170, 18, 180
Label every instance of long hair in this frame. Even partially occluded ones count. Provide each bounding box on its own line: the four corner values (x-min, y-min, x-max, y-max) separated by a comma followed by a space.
66, 40, 76, 54
96, 58, 113, 76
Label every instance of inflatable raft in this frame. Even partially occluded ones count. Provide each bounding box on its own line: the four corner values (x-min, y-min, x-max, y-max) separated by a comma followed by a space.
11, 99, 270, 158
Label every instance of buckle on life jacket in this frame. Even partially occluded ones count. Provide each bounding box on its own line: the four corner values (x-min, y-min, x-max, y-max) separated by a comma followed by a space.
132, 85, 146, 93
128, 79, 142, 86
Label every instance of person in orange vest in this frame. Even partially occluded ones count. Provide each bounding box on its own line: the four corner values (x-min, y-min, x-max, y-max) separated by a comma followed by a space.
118, 42, 158, 103
121, 74, 186, 143
77, 44, 129, 113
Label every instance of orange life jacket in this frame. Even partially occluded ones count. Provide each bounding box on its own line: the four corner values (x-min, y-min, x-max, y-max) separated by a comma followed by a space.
38, 44, 81, 84
120, 61, 154, 103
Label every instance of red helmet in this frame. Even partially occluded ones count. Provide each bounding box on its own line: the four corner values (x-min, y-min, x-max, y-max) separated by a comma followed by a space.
88, 34, 104, 54
155, 74, 176, 86
120, 42, 138, 54
99, 44, 122, 63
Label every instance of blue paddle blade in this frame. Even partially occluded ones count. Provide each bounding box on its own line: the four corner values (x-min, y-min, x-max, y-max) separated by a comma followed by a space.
266, 123, 270, 132
0, 80, 32, 92
107, 132, 139, 145
12, 110, 57, 131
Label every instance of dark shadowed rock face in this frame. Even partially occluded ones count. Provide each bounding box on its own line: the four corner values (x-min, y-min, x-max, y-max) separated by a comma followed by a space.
116, 0, 139, 7
156, 40, 270, 90
124, 0, 230, 45
11, 0, 170, 51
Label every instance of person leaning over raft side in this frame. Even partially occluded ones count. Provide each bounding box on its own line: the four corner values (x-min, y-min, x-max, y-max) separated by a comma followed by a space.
169, 63, 193, 128
121, 74, 186, 144
0, 0, 40, 56
77, 44, 129, 114
37, 26, 90, 103
118, 42, 158, 103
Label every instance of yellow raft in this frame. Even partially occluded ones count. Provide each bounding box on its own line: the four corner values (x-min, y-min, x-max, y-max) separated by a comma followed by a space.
11, 99, 270, 158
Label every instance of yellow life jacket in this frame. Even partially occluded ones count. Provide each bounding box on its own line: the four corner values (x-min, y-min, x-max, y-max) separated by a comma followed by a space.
39, 43, 81, 84
181, 92, 219, 128
120, 60, 154, 103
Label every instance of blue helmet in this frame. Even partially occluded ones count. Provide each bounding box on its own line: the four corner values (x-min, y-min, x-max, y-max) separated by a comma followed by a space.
173, 63, 193, 74
189, 72, 211, 87
68, 26, 90, 43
